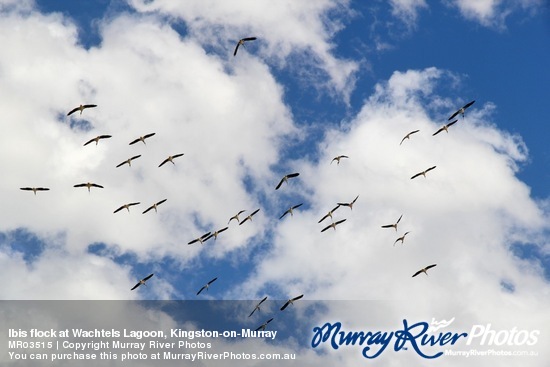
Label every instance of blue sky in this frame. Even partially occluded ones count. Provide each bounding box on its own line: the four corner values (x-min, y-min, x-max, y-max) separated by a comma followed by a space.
0, 0, 549, 365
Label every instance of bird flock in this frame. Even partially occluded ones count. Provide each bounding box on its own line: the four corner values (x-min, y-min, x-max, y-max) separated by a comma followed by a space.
18, 35, 476, 332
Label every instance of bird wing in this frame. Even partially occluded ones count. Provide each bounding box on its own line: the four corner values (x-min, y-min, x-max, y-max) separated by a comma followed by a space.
142, 206, 154, 214
143, 273, 154, 281
447, 120, 458, 128
196, 286, 206, 295
73, 184, 86, 188
410, 172, 422, 180
426, 166, 436, 173
293, 203, 304, 210
292, 294, 304, 301
233, 42, 241, 56
113, 206, 124, 214
83, 138, 95, 146
188, 238, 199, 245
280, 300, 291, 311
99, 135, 112, 140
239, 217, 250, 225
432, 127, 444, 136
156, 199, 167, 206
130, 155, 141, 161
448, 110, 460, 120
250, 208, 260, 217
173, 153, 184, 159
116, 161, 127, 168
259, 296, 268, 305
275, 178, 285, 190
320, 224, 332, 232
279, 210, 290, 220
463, 100, 475, 109
397, 214, 403, 224
381, 224, 394, 228
335, 219, 346, 226
425, 264, 437, 271
144, 133, 156, 139
249, 309, 257, 318
351, 195, 359, 204
67, 107, 79, 116
20, 187, 32, 191
131, 282, 141, 290
287, 172, 300, 178
83, 104, 97, 109
318, 213, 330, 223
91, 184, 104, 188
158, 158, 170, 167
412, 270, 423, 278
129, 138, 140, 145
243, 37, 257, 41
217, 227, 228, 234
208, 277, 218, 285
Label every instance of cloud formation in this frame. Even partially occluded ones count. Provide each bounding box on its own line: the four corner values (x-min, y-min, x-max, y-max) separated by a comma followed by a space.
0, 1, 548, 364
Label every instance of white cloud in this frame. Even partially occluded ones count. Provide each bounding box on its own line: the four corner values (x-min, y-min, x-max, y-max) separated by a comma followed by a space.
125, 0, 359, 102
447, 0, 544, 28
389, 0, 428, 29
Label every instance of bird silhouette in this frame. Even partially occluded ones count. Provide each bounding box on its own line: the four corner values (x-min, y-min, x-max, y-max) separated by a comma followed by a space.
234, 37, 257, 56
67, 104, 97, 116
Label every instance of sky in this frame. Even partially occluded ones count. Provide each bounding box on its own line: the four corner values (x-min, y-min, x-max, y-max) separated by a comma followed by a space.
0, 0, 549, 365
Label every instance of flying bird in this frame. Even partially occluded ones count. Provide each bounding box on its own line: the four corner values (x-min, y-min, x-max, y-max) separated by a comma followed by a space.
412, 264, 437, 277
239, 208, 260, 225
381, 214, 403, 231
448, 100, 475, 120
83, 135, 112, 146
411, 166, 437, 179
234, 37, 257, 56
279, 203, 303, 219
67, 104, 97, 116
394, 231, 410, 246
275, 173, 300, 190
321, 219, 346, 233
255, 318, 274, 331
158, 153, 184, 167
74, 182, 104, 192
142, 199, 167, 214
114, 202, 140, 214
338, 195, 359, 210
228, 210, 246, 224
331, 155, 349, 165
433, 120, 457, 136
400, 130, 420, 145
197, 277, 218, 295
203, 227, 229, 241
129, 133, 156, 145
280, 294, 304, 311
188, 232, 212, 245
131, 273, 154, 290
249, 296, 268, 317
116, 155, 141, 168
20, 187, 50, 195
318, 205, 340, 223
